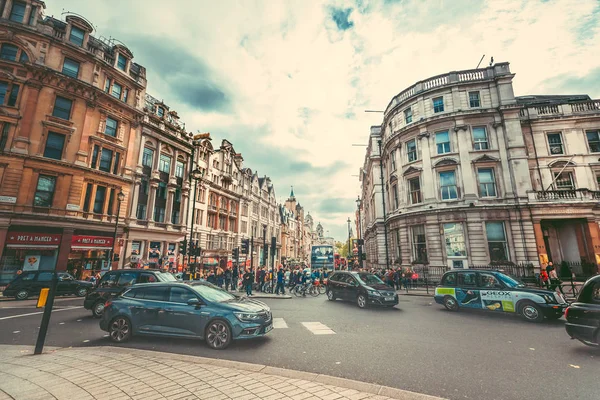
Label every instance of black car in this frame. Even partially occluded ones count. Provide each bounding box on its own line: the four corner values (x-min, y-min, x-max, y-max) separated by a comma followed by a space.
565, 275, 600, 347
326, 271, 398, 308
2, 271, 93, 300
84, 269, 176, 317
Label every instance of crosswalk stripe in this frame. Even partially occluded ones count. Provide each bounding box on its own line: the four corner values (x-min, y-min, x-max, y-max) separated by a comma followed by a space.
301, 321, 336, 335
273, 318, 288, 329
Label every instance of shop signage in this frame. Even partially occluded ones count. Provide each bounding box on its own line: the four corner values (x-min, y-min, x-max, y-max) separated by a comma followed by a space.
66, 204, 80, 211
6, 232, 62, 247
71, 235, 113, 248
0, 196, 16, 204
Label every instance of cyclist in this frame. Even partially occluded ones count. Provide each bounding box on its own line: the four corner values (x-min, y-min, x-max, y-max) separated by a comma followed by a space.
301, 270, 312, 297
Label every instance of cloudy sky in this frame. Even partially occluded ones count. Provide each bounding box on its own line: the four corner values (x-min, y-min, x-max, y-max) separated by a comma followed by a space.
48, 0, 600, 241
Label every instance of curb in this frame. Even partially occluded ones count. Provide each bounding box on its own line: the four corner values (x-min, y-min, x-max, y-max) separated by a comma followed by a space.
91, 346, 445, 400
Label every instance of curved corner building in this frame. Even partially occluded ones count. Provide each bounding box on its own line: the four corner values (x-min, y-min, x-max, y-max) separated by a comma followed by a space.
360, 62, 600, 277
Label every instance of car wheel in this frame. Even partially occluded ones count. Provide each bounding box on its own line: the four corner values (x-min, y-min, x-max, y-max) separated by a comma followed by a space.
205, 319, 232, 350
15, 289, 29, 300
327, 290, 336, 301
75, 287, 88, 297
519, 301, 544, 323
357, 294, 367, 309
443, 296, 459, 311
92, 301, 105, 318
109, 316, 132, 343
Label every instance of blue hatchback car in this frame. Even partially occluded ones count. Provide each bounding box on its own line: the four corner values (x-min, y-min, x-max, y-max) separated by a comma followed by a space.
100, 281, 273, 349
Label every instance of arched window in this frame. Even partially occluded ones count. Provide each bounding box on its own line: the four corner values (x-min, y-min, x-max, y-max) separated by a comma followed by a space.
0, 43, 29, 63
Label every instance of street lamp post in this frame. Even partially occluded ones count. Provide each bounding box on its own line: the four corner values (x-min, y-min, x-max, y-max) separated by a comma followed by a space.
356, 196, 363, 269
108, 190, 125, 269
347, 217, 351, 270
188, 168, 203, 275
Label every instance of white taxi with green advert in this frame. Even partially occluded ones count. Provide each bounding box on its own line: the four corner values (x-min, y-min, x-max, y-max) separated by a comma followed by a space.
434, 269, 568, 322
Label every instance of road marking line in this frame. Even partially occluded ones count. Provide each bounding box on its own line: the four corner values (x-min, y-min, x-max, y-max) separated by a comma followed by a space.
59, 322, 65, 325
83, 340, 90, 343
12, 331, 20, 334
0, 306, 83, 321
301, 322, 336, 335
273, 318, 288, 329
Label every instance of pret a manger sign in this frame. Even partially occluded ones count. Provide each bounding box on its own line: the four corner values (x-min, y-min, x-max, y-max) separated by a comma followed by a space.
71, 235, 113, 249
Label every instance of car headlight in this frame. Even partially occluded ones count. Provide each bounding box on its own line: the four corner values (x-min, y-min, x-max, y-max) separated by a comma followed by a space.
234, 312, 261, 322
542, 294, 555, 304
367, 290, 381, 297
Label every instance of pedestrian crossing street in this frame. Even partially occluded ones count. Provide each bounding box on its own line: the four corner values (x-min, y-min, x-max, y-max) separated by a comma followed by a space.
272, 318, 336, 335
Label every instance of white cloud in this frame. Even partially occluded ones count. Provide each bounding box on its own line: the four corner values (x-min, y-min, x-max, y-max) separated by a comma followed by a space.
47, 0, 600, 240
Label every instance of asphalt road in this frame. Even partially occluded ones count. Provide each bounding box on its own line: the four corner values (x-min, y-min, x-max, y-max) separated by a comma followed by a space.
1, 294, 598, 400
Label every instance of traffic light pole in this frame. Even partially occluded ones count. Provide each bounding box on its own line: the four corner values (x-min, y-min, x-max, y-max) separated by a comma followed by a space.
250, 236, 254, 275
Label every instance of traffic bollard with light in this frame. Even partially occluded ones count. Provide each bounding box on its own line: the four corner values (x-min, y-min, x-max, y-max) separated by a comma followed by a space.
34, 272, 58, 355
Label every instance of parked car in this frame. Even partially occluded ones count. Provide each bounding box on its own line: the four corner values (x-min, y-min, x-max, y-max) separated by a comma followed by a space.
84, 269, 176, 318
100, 281, 272, 349
434, 269, 568, 322
3, 271, 93, 300
565, 275, 600, 347
326, 271, 398, 308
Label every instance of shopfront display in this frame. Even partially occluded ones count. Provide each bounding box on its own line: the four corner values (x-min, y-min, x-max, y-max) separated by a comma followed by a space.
0, 231, 61, 284
148, 241, 161, 268
67, 235, 113, 280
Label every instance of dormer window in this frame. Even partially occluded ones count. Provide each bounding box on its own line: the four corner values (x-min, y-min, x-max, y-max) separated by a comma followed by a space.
69, 26, 85, 47
157, 107, 164, 117
117, 53, 127, 71
9, 2, 26, 23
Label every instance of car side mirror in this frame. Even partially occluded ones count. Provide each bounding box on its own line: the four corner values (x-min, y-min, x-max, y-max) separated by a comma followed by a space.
187, 298, 201, 307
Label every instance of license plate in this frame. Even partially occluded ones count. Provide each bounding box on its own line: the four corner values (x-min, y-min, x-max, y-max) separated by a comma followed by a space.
265, 324, 273, 333
385, 297, 394, 301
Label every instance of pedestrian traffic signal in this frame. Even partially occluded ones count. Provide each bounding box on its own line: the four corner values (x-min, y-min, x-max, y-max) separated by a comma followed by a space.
188, 241, 195, 256
179, 239, 187, 256
241, 239, 249, 254
233, 248, 239, 259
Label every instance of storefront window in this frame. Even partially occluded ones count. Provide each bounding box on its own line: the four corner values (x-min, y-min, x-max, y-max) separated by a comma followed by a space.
67, 250, 108, 280
0, 248, 58, 284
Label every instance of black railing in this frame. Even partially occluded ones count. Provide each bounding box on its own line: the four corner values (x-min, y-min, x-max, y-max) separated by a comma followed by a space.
470, 263, 536, 278
402, 265, 450, 294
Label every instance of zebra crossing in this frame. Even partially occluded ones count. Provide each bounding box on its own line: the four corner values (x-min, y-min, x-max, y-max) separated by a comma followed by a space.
271, 318, 336, 335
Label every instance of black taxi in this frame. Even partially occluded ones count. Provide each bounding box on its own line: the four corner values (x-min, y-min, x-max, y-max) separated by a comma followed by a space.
434, 269, 568, 322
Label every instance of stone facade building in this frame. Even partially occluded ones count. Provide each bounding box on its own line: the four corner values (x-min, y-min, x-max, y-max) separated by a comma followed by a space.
0, 5, 147, 283
360, 62, 600, 275
123, 93, 193, 269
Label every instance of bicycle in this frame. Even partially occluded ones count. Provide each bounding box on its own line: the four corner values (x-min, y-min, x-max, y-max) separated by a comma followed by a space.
313, 280, 326, 294
293, 282, 320, 297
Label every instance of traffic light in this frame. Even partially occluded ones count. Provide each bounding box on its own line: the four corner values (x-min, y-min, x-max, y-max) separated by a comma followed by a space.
188, 240, 195, 256
179, 239, 187, 256
241, 239, 249, 254
271, 236, 276, 253
232, 248, 239, 259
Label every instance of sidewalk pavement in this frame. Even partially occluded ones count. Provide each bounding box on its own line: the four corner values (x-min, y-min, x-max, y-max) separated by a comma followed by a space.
0, 345, 444, 400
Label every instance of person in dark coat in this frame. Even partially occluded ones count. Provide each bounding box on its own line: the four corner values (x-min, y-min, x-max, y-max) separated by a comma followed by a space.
275, 267, 285, 295
258, 267, 266, 292
207, 270, 216, 285
224, 267, 232, 291
243, 268, 254, 296
232, 266, 239, 291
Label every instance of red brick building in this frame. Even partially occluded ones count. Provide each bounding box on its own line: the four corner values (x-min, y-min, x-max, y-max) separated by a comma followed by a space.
0, 2, 147, 283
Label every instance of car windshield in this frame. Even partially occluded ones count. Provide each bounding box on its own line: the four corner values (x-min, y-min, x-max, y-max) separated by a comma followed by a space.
356, 273, 384, 285
157, 272, 177, 282
191, 283, 237, 302
497, 273, 525, 288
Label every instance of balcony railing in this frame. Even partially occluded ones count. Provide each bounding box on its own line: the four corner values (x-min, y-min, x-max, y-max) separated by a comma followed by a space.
384, 63, 511, 114
208, 205, 217, 212
529, 189, 600, 202
520, 100, 600, 120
